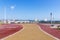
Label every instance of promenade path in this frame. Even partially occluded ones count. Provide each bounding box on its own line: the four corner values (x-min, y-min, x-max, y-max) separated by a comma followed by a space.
4, 24, 55, 40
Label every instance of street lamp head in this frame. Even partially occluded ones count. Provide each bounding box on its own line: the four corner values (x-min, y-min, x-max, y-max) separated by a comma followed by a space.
10, 6, 15, 10
50, 12, 52, 15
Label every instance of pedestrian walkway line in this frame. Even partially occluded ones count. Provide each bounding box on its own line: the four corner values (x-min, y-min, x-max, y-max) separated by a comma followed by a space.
4, 24, 55, 40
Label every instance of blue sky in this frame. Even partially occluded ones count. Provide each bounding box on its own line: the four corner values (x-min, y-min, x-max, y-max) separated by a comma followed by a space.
0, 0, 60, 20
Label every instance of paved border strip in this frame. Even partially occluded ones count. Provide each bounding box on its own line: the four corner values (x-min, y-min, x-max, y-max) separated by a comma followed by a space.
1, 24, 24, 40
37, 25, 60, 40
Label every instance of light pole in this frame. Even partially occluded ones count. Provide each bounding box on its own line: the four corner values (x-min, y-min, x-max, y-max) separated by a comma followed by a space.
4, 7, 7, 24
3, 5, 15, 24
10, 5, 15, 21
50, 12, 53, 25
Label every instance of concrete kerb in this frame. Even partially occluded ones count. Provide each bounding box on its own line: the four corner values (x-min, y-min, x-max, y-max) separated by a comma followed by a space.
0, 24, 24, 40
37, 24, 60, 40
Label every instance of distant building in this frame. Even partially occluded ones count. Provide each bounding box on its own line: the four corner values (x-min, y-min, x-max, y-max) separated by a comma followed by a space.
0, 19, 40, 24
34, 18, 39, 23
7, 20, 34, 24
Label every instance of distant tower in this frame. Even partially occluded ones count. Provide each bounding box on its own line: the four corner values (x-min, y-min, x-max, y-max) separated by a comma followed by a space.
50, 12, 52, 24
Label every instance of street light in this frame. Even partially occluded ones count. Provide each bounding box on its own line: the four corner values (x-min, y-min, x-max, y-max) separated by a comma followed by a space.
10, 6, 15, 10
4, 7, 7, 24
50, 12, 53, 25
3, 5, 15, 24
10, 5, 15, 21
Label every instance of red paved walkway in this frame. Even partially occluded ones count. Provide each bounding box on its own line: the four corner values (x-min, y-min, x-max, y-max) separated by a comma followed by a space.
38, 24, 60, 39
0, 24, 23, 39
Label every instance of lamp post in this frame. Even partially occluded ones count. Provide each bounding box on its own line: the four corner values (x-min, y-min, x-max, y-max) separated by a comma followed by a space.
4, 7, 6, 24
3, 5, 15, 24
10, 5, 15, 21
50, 12, 53, 25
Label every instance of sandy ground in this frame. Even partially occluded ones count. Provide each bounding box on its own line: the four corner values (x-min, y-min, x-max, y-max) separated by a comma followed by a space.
4, 24, 55, 40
